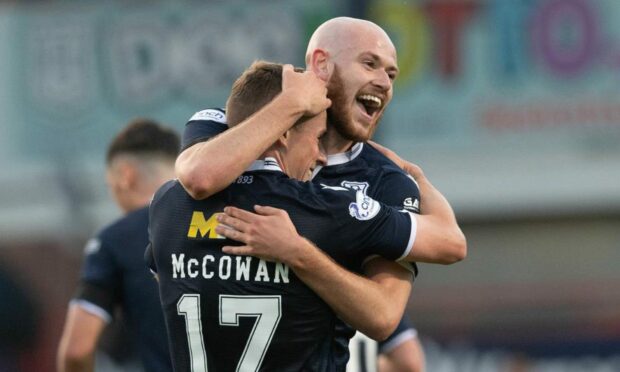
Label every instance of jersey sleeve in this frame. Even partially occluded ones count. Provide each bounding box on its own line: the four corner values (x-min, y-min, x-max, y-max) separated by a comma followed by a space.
378, 316, 418, 354
373, 170, 421, 214
74, 234, 120, 321
146, 179, 177, 274
321, 186, 416, 261
181, 108, 228, 150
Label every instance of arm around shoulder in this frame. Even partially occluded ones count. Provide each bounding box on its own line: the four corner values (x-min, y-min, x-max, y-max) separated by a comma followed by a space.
407, 172, 467, 264
369, 141, 467, 264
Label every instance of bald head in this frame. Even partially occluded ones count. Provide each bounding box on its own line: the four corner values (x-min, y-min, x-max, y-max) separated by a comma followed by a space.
305, 17, 395, 65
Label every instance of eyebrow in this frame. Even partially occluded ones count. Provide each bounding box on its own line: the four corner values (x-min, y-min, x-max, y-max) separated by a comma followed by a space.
361, 52, 399, 75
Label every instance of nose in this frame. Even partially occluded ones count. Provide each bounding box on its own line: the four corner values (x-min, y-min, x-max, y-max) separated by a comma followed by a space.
372, 69, 392, 92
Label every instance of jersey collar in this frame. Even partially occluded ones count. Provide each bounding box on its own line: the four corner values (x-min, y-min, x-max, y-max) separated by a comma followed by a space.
325, 142, 363, 166
310, 142, 363, 179
247, 157, 284, 173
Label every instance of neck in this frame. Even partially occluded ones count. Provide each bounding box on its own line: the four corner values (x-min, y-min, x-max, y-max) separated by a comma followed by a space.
261, 150, 286, 173
123, 173, 174, 213
121, 194, 150, 214
322, 127, 355, 155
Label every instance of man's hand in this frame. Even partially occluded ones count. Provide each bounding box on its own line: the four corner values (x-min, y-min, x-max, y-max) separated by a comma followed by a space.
281, 64, 331, 117
215, 205, 306, 265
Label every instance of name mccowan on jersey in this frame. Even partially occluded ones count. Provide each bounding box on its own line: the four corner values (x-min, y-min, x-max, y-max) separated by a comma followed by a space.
171, 253, 290, 283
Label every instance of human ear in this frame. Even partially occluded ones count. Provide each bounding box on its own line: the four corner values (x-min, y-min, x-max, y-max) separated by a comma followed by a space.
309, 49, 330, 81
117, 161, 137, 191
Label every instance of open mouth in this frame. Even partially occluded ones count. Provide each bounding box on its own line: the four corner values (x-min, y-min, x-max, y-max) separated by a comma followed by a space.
356, 94, 383, 117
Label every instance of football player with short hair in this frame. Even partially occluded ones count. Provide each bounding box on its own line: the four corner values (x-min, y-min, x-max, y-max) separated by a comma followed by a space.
176, 17, 465, 371
148, 60, 434, 371
57, 119, 178, 372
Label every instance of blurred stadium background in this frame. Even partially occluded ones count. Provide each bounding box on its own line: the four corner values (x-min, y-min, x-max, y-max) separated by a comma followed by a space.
0, 0, 619, 371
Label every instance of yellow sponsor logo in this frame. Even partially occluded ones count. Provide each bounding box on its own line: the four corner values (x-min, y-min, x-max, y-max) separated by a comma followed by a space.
187, 212, 224, 239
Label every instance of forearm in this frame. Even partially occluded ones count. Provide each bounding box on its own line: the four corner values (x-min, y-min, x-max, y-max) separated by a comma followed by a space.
57, 305, 104, 372
176, 93, 305, 199
57, 332, 95, 372
288, 240, 412, 340
407, 173, 467, 264
415, 173, 458, 227
57, 355, 94, 372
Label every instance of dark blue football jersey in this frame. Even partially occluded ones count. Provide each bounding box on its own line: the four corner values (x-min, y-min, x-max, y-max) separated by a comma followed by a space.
182, 108, 228, 150
312, 142, 421, 370
77, 207, 172, 372
147, 160, 415, 372
379, 317, 417, 354
180, 112, 422, 369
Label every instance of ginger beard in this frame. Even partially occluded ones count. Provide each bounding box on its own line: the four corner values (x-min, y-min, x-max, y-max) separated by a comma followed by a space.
326, 66, 386, 143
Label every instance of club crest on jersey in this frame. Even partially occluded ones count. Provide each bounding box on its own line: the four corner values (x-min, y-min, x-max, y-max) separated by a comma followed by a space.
403, 197, 420, 213
340, 181, 368, 195
349, 191, 381, 221
189, 109, 226, 124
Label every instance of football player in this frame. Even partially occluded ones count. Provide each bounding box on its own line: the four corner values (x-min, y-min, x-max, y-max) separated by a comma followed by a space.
57, 120, 178, 372
176, 17, 465, 371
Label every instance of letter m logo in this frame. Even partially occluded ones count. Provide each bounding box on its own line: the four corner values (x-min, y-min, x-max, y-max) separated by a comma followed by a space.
187, 212, 225, 239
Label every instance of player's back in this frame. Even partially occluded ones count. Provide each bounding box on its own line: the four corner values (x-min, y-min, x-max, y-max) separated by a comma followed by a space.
150, 179, 334, 371
82, 207, 172, 371
149, 162, 412, 372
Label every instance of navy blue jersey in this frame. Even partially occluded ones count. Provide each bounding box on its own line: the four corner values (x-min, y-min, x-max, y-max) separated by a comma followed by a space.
147, 160, 415, 372
312, 142, 420, 215
378, 317, 417, 354
179, 113, 419, 216
180, 114, 422, 369
76, 207, 172, 372
313, 142, 421, 369
181, 108, 227, 150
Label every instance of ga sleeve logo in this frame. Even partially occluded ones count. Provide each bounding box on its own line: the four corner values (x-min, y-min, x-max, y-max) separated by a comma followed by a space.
403, 197, 420, 213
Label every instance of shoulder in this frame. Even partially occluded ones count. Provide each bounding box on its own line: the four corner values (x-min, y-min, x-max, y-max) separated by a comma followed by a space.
182, 108, 228, 150
97, 207, 147, 240
362, 143, 410, 176
361, 144, 420, 211
94, 206, 149, 248
151, 179, 182, 207
187, 108, 226, 124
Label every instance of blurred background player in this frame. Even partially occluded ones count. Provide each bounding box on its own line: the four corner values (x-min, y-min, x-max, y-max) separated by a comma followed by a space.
57, 119, 179, 372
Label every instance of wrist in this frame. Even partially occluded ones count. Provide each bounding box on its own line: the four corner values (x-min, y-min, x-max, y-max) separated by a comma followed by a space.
284, 236, 315, 270
275, 90, 306, 119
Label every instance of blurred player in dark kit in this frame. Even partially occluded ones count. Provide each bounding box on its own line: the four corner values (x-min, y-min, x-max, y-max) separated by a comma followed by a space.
57, 119, 178, 372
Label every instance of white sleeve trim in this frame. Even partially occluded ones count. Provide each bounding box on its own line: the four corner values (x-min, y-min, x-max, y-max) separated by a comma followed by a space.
397, 211, 417, 260
70, 299, 112, 323
379, 328, 418, 354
